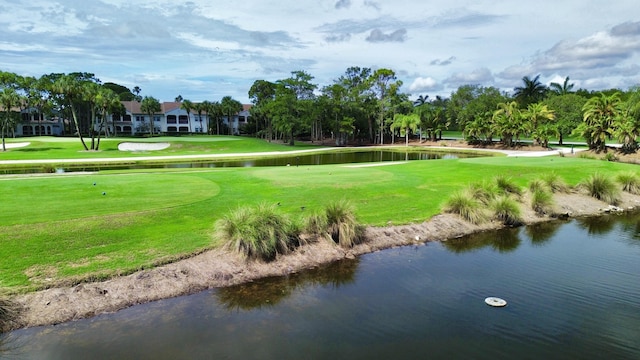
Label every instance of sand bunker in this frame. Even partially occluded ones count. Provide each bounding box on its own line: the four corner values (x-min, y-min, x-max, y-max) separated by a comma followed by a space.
118, 142, 170, 151
4, 142, 30, 149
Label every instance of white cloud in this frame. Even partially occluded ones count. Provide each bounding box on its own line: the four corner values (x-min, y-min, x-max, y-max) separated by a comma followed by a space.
409, 77, 439, 92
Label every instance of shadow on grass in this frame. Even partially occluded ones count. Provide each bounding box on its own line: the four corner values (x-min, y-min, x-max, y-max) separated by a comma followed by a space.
13, 147, 63, 152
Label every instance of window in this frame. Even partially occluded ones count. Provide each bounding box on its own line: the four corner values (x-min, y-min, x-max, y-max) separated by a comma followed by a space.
179, 126, 189, 132
167, 115, 177, 124
154, 116, 161, 122
123, 115, 132, 122
167, 126, 177, 132
135, 116, 145, 122
178, 115, 189, 124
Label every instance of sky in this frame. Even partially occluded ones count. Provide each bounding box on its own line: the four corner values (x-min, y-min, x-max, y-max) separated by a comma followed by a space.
1, 0, 639, 104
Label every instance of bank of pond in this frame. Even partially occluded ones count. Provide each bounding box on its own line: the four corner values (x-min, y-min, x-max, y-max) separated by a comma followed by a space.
2, 212, 639, 359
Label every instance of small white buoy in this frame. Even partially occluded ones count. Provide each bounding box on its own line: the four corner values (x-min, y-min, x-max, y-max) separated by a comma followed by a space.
485, 297, 507, 307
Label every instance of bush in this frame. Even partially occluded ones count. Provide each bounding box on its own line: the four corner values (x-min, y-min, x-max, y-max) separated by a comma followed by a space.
542, 173, 570, 193
215, 203, 300, 261
528, 179, 550, 193
495, 175, 522, 197
616, 171, 640, 195
603, 152, 618, 162
443, 191, 488, 224
580, 173, 621, 205
531, 188, 554, 215
324, 200, 365, 248
492, 196, 523, 226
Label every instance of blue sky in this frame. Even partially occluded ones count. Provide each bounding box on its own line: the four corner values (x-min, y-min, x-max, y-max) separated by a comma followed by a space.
1, 0, 639, 103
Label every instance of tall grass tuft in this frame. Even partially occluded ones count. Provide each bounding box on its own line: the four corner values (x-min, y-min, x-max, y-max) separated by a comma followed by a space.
0, 296, 19, 333
616, 171, 640, 195
530, 188, 554, 215
443, 191, 488, 224
580, 173, 621, 205
492, 196, 523, 226
324, 200, 365, 248
542, 173, 570, 193
215, 203, 300, 261
467, 181, 499, 205
495, 175, 522, 197
528, 179, 550, 193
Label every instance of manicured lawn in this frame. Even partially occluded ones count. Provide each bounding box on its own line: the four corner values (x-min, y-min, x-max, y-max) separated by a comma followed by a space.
0, 152, 637, 293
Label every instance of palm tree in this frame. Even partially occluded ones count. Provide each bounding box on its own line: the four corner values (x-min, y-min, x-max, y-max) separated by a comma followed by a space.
140, 96, 161, 136
612, 109, 639, 153
413, 94, 428, 106
390, 113, 420, 146
52, 74, 89, 150
0, 88, 20, 151
198, 101, 211, 133
514, 75, 547, 106
221, 96, 243, 135
492, 101, 524, 147
581, 92, 622, 151
523, 103, 555, 147
95, 88, 121, 149
206, 101, 224, 134
549, 76, 575, 95
180, 99, 193, 133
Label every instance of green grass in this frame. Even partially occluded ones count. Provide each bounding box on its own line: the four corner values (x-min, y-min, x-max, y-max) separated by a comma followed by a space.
1, 151, 638, 293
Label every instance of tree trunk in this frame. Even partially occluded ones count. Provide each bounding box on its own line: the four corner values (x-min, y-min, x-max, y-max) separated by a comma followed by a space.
71, 106, 89, 150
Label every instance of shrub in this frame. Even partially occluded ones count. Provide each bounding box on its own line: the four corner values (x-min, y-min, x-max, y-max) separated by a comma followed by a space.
542, 173, 570, 193
616, 171, 640, 195
580, 173, 621, 205
443, 191, 488, 224
531, 188, 554, 215
492, 196, 523, 226
215, 203, 300, 261
495, 175, 522, 197
324, 200, 365, 248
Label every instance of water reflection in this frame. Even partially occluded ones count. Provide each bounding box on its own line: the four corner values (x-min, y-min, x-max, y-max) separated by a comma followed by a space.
524, 221, 563, 245
576, 215, 617, 234
442, 227, 521, 253
217, 259, 359, 310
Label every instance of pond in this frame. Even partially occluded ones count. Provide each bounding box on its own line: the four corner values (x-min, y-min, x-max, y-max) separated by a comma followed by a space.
1, 150, 480, 174
3, 213, 640, 359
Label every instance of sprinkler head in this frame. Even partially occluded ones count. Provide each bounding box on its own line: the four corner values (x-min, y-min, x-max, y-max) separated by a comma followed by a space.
102, 192, 106, 195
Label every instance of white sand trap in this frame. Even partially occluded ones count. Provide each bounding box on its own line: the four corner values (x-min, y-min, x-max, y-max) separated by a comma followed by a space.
4, 142, 30, 149
118, 142, 170, 151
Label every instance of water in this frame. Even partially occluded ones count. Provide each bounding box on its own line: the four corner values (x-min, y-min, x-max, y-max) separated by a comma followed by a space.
3, 214, 640, 359
1, 150, 476, 174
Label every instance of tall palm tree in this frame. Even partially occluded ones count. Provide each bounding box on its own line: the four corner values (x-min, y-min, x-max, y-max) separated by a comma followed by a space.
413, 94, 429, 106
492, 101, 524, 147
0, 88, 21, 151
549, 76, 575, 95
180, 99, 193, 133
199, 100, 212, 133
52, 74, 89, 150
514, 75, 547, 107
95, 88, 121, 149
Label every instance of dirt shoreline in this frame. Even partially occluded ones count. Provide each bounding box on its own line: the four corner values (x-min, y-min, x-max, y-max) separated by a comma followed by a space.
6, 191, 640, 331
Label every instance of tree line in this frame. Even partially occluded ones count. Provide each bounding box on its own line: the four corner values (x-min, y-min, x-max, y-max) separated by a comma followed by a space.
246, 70, 640, 152
2, 68, 640, 153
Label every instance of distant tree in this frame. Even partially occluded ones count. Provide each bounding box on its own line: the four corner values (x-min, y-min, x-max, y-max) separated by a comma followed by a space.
413, 94, 429, 106
132, 86, 142, 101
492, 101, 523, 146
196, 101, 209, 133
181, 99, 194, 133
248, 80, 277, 140
205, 100, 224, 135
103, 82, 135, 101
522, 103, 555, 147
370, 68, 401, 144
140, 96, 161, 136
52, 74, 90, 150
390, 112, 420, 146
175, 95, 183, 103
221, 96, 243, 135
543, 94, 586, 145
0, 88, 21, 151
549, 76, 575, 95
514, 75, 547, 107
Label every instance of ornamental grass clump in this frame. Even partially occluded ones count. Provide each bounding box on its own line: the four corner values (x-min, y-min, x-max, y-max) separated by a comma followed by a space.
467, 181, 499, 205
443, 191, 488, 224
492, 196, 523, 226
530, 188, 554, 215
542, 173, 570, 193
215, 203, 300, 261
324, 200, 365, 249
580, 173, 621, 205
528, 179, 550, 193
616, 171, 640, 195
495, 175, 522, 197
0, 296, 19, 333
